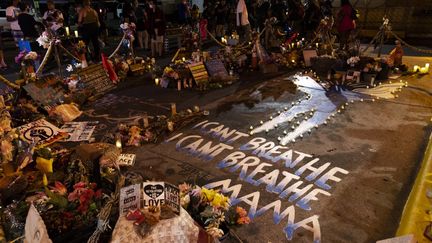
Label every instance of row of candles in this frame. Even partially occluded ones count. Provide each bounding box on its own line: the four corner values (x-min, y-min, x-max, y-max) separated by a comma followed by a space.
413, 63, 430, 74
115, 103, 179, 149
64, 27, 79, 38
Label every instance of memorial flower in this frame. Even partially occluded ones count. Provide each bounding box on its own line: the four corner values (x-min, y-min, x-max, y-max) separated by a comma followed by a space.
205, 225, 224, 238
180, 184, 243, 239
49, 181, 67, 196
36, 31, 51, 49
347, 56, 360, 66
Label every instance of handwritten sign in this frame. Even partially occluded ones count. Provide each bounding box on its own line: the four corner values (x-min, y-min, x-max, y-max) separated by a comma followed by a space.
25, 204, 52, 243
18, 119, 67, 147
23, 78, 65, 111
164, 183, 180, 215
143, 182, 165, 207
119, 184, 141, 215
116, 154, 136, 166
142, 182, 181, 215
205, 59, 228, 78
188, 62, 209, 86
76, 64, 115, 98
61, 121, 97, 142
303, 49, 318, 67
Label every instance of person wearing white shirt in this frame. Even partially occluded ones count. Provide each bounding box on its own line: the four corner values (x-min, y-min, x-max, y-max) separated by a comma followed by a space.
236, 0, 251, 42
6, 0, 23, 47
43, 0, 64, 35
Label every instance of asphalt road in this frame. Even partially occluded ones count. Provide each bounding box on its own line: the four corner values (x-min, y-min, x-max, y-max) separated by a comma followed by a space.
80, 67, 432, 242
1, 34, 431, 242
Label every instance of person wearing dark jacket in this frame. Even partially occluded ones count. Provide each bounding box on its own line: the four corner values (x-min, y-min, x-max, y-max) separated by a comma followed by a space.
78, 0, 100, 61
18, 2, 41, 39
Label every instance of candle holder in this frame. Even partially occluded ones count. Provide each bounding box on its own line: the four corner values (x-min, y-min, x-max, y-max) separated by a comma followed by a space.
171, 103, 177, 116
115, 133, 122, 149
143, 114, 149, 128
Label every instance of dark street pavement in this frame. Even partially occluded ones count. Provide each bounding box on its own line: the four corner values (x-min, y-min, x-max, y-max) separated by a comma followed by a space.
80, 69, 431, 242
1, 34, 432, 242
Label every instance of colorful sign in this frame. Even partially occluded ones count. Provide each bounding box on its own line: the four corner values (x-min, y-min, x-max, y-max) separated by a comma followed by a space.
18, 119, 67, 147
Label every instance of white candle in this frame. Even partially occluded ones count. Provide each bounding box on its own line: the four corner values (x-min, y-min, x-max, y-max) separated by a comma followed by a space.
425, 63, 430, 72
171, 103, 177, 115
316, 43, 319, 48
413, 65, 420, 72
420, 67, 427, 73
143, 114, 149, 128
74, 30, 78, 38
155, 78, 159, 85
182, 57, 186, 62
115, 139, 122, 149
65, 27, 70, 36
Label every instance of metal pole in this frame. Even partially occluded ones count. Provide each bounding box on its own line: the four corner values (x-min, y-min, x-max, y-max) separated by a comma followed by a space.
54, 45, 63, 77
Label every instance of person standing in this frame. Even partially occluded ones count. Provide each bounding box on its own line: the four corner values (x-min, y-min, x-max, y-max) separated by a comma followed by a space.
134, 0, 147, 49
6, 0, 22, 47
0, 34, 7, 69
18, 2, 41, 39
43, 0, 64, 35
148, 1, 165, 57
78, 0, 100, 61
177, 0, 190, 25
337, 0, 356, 50
215, 0, 228, 38
236, 0, 251, 42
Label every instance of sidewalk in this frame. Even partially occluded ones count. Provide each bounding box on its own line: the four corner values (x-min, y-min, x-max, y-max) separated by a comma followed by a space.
396, 132, 432, 242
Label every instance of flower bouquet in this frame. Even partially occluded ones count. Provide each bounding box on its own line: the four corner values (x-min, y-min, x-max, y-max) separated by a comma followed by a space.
74, 40, 88, 68
15, 50, 40, 80
179, 183, 250, 240
30, 181, 104, 238
347, 56, 360, 67
36, 31, 52, 49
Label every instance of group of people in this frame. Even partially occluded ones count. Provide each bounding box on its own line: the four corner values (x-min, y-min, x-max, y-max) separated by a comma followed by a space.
1, 0, 102, 67
193, 0, 356, 50
122, 0, 166, 57
0, 0, 359, 71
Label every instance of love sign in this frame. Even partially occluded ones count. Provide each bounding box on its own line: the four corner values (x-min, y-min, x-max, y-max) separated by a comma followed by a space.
143, 182, 165, 207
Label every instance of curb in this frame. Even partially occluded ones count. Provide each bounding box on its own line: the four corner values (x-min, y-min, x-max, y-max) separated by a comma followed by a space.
396, 132, 432, 240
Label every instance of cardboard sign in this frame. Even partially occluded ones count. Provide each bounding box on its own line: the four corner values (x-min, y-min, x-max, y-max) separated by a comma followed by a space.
61, 121, 97, 142
164, 183, 181, 214
116, 154, 136, 166
24, 204, 52, 243
205, 59, 228, 78
23, 79, 65, 111
143, 182, 165, 207
76, 64, 115, 97
142, 182, 180, 215
0, 85, 15, 103
188, 62, 209, 85
303, 49, 318, 67
119, 184, 141, 215
18, 119, 67, 147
